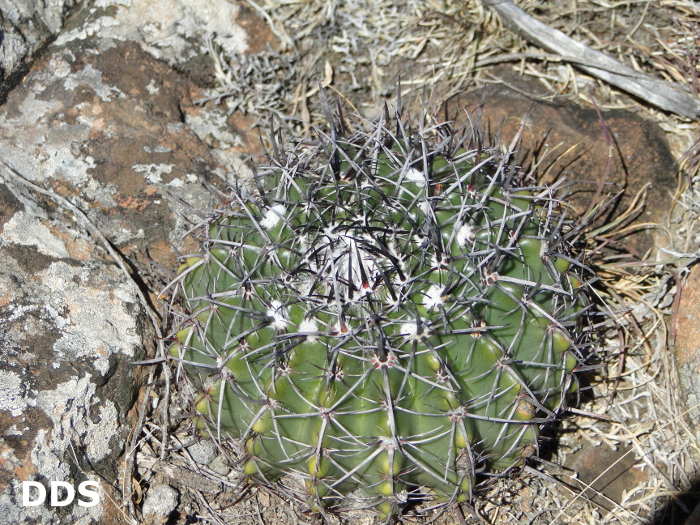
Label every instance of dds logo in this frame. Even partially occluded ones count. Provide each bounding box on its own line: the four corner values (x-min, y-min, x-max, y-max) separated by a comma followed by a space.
22, 481, 100, 507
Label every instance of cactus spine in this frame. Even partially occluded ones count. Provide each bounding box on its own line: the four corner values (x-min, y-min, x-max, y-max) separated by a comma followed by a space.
170, 106, 588, 518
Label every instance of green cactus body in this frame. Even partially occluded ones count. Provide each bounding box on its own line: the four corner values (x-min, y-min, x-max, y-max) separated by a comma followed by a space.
170, 113, 586, 516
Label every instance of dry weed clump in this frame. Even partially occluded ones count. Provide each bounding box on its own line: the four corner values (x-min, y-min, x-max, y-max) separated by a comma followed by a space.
127, 1, 700, 524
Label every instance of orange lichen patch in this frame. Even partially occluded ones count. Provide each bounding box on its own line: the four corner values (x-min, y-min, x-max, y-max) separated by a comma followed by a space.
147, 239, 177, 268
113, 193, 151, 211
48, 178, 83, 200
54, 230, 94, 261
87, 117, 106, 135
142, 185, 158, 196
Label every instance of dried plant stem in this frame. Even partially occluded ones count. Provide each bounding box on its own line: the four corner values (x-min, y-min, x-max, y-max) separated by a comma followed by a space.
483, 0, 700, 118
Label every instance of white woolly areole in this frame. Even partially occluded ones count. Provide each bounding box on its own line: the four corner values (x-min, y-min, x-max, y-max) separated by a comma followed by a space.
323, 222, 340, 240
298, 319, 318, 342
405, 168, 425, 187
315, 221, 382, 301
400, 322, 419, 338
267, 300, 288, 330
424, 285, 444, 310
456, 223, 476, 247
260, 204, 286, 229
413, 234, 427, 246
387, 241, 405, 269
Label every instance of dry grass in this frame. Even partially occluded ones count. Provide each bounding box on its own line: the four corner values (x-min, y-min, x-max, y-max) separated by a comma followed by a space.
128, 1, 700, 524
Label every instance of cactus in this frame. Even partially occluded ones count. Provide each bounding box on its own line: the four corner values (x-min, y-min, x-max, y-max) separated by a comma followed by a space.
170, 106, 588, 518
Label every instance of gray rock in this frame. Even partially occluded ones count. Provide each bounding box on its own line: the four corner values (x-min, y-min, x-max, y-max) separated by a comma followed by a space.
209, 454, 231, 477
0, 0, 276, 522
0, 36, 232, 267
55, 0, 277, 85
0, 0, 82, 88
142, 484, 179, 519
187, 440, 217, 466
0, 180, 152, 524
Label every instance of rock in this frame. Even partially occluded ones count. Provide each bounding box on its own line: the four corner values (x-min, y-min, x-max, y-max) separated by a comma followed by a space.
446, 69, 677, 258
560, 441, 649, 516
55, 0, 278, 86
0, 0, 277, 522
0, 36, 240, 268
0, 0, 278, 267
209, 455, 230, 477
676, 264, 700, 427
0, 179, 152, 524
0, 0, 83, 99
187, 440, 217, 466
142, 484, 179, 519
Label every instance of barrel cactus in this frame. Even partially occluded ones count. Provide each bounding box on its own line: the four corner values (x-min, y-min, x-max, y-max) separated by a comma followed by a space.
169, 105, 588, 518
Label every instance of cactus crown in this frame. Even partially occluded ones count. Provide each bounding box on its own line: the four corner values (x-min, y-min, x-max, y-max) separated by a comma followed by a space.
171, 104, 590, 518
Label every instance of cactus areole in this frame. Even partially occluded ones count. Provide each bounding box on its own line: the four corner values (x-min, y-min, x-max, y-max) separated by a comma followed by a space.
170, 108, 588, 517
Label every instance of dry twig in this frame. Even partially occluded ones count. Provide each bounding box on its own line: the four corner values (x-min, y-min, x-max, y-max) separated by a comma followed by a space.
483, 0, 700, 118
